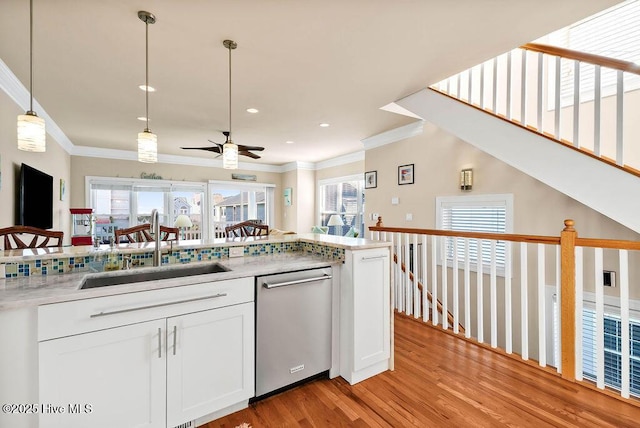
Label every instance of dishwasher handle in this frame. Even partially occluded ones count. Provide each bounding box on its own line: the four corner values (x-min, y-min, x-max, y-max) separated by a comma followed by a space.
262, 274, 332, 289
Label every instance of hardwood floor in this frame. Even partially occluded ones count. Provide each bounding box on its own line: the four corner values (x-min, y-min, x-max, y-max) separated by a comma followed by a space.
204, 314, 640, 427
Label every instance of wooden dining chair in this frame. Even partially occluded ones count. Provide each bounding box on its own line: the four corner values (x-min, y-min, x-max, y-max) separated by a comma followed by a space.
0, 226, 64, 250
225, 221, 269, 238
114, 224, 179, 243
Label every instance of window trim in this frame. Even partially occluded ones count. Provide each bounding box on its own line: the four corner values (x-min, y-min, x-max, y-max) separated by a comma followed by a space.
86, 176, 208, 238
435, 193, 514, 276
317, 174, 365, 236
207, 180, 275, 235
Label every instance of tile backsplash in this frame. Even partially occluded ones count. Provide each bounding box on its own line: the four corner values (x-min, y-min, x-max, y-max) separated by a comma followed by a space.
1, 241, 345, 278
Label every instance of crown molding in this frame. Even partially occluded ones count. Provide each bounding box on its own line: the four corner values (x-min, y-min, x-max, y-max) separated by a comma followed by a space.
280, 161, 314, 173
315, 150, 364, 170
0, 58, 75, 154
361, 120, 424, 151
72, 145, 286, 173
1, 58, 365, 173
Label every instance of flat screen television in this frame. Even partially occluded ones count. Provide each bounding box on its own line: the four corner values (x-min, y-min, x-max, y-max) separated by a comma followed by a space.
19, 163, 53, 230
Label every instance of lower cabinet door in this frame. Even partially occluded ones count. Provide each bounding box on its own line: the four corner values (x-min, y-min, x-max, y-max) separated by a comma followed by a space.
39, 319, 167, 428
352, 248, 391, 371
166, 302, 255, 427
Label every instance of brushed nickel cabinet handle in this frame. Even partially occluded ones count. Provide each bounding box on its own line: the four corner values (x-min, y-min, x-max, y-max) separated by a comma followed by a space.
90, 293, 228, 318
172, 325, 177, 356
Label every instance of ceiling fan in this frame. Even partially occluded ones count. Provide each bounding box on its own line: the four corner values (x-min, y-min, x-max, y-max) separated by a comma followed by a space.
181, 131, 264, 159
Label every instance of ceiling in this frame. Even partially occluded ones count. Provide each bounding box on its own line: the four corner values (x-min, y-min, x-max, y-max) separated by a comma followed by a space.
0, 0, 620, 167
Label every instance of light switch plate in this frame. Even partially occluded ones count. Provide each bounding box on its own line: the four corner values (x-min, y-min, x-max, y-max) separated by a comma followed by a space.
406, 213, 413, 221
391, 197, 399, 205
229, 246, 244, 258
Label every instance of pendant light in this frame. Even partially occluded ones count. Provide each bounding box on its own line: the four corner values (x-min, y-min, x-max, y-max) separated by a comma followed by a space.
17, 0, 46, 152
222, 39, 238, 170
137, 11, 157, 163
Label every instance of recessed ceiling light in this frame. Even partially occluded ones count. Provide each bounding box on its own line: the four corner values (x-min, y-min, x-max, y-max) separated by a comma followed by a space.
137, 116, 150, 122
319, 123, 330, 128
246, 108, 259, 113
138, 84, 156, 92
285, 140, 294, 144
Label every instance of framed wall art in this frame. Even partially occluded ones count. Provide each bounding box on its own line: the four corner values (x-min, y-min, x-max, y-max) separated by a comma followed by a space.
364, 171, 377, 189
398, 164, 414, 185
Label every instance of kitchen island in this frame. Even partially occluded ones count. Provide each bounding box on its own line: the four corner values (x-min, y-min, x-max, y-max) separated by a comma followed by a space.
0, 233, 392, 428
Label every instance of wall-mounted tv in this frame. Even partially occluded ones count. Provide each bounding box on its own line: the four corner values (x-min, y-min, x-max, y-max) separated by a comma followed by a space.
19, 163, 53, 230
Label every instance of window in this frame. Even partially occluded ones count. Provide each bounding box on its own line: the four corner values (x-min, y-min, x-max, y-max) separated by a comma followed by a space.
87, 177, 206, 241
436, 194, 513, 273
582, 307, 640, 397
544, 0, 640, 106
317, 175, 365, 237
209, 181, 274, 238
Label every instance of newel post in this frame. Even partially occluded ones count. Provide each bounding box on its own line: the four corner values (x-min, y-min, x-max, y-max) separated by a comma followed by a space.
560, 219, 577, 381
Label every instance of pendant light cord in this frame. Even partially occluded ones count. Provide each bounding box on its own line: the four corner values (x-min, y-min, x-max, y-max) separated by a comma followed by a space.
29, 0, 34, 113
228, 43, 232, 137
145, 20, 150, 132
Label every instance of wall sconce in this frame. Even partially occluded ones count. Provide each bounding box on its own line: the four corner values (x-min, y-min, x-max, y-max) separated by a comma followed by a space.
460, 168, 473, 191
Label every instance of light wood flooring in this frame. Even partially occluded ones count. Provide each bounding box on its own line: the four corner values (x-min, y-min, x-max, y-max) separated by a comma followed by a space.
204, 314, 640, 427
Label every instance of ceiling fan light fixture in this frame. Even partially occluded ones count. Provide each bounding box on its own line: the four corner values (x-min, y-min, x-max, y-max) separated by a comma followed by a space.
223, 140, 238, 169
138, 129, 157, 163
137, 10, 157, 163
18, 0, 46, 152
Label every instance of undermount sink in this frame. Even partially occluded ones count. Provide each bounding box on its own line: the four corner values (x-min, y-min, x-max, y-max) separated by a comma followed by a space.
79, 263, 231, 289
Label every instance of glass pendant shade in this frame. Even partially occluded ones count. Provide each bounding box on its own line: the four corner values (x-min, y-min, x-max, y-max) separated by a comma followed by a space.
17, 113, 46, 152
137, 130, 158, 163
222, 141, 238, 169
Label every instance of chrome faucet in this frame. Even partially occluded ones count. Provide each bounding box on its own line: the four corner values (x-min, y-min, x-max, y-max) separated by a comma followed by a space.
151, 208, 161, 267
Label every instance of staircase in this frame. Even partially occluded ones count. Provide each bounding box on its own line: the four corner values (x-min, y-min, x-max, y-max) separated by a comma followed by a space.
392, 43, 640, 233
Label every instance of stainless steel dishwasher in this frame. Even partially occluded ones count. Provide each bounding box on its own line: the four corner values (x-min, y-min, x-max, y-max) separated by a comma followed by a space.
255, 267, 332, 398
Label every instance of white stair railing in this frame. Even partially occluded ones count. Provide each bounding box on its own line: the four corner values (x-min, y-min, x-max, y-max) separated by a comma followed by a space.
370, 219, 640, 402
432, 43, 640, 173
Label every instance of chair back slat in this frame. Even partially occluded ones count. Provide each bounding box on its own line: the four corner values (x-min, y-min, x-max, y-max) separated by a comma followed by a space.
0, 226, 63, 250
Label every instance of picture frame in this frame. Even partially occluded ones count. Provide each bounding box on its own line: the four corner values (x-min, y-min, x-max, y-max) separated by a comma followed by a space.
364, 171, 377, 189
398, 164, 414, 185
284, 187, 292, 206
60, 178, 66, 201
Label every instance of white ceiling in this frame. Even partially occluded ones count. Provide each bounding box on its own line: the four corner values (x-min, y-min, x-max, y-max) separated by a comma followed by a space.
0, 0, 620, 166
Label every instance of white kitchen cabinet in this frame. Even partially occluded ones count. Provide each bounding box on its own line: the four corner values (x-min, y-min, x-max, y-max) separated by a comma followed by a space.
38, 277, 254, 428
166, 302, 254, 427
39, 319, 167, 428
339, 247, 391, 384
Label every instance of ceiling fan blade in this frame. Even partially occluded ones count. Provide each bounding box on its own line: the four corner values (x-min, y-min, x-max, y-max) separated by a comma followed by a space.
181, 146, 222, 153
237, 145, 265, 152
239, 151, 261, 159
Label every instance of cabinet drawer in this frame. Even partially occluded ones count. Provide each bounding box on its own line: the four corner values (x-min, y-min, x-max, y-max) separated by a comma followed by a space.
38, 277, 253, 341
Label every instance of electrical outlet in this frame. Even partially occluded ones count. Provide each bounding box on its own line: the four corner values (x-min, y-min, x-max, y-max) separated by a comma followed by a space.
603, 270, 616, 287
229, 246, 244, 258
406, 213, 413, 221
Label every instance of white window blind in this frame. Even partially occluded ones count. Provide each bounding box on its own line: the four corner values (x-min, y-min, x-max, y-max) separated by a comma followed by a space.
436, 194, 513, 274
582, 307, 640, 397
544, 0, 640, 104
